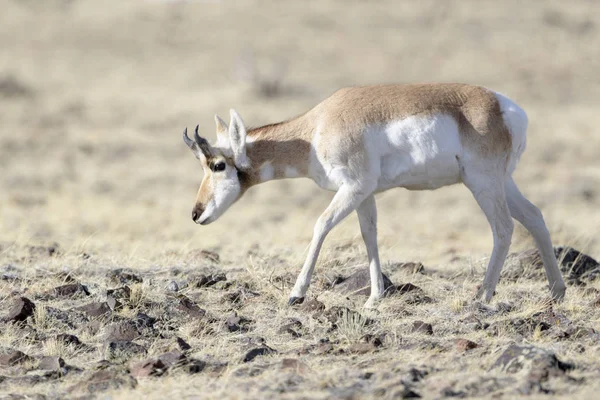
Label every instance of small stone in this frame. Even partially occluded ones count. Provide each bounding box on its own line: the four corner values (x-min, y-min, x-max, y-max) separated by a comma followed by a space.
167, 281, 179, 292
158, 350, 186, 368
490, 344, 573, 374
5, 297, 36, 322
68, 369, 137, 393
176, 296, 206, 319
104, 321, 140, 342
242, 346, 277, 362
107, 269, 143, 285
185, 359, 208, 374
51, 283, 89, 298
360, 333, 385, 347
189, 273, 227, 288
38, 356, 65, 370
106, 296, 121, 311
76, 302, 111, 317
135, 312, 156, 330
278, 319, 303, 338
454, 338, 479, 352
396, 283, 421, 295
301, 299, 325, 313
226, 314, 251, 332
312, 342, 334, 355
106, 286, 131, 301
176, 337, 192, 351
104, 341, 147, 362
334, 269, 395, 296
55, 334, 82, 347
0, 350, 31, 367
411, 321, 433, 335
129, 358, 165, 377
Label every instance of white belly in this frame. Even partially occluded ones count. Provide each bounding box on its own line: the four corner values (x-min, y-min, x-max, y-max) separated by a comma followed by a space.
374, 114, 463, 191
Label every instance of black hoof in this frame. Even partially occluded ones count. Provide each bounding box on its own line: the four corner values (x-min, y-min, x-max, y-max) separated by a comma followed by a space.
288, 296, 304, 306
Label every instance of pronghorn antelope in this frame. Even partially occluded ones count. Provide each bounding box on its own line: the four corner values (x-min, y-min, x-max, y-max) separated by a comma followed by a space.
183, 83, 566, 308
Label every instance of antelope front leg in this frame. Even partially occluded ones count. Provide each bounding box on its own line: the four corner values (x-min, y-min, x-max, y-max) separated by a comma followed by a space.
357, 195, 384, 309
288, 184, 372, 305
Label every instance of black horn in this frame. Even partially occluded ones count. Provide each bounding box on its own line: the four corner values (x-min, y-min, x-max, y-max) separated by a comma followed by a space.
193, 125, 213, 158
183, 127, 195, 149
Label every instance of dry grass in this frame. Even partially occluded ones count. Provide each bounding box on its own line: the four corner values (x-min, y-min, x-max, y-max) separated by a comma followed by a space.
1, 0, 599, 398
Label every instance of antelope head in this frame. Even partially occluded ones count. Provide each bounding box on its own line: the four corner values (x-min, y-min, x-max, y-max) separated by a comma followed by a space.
183, 109, 249, 225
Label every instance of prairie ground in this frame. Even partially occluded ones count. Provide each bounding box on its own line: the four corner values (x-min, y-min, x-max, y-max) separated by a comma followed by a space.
1, 0, 599, 399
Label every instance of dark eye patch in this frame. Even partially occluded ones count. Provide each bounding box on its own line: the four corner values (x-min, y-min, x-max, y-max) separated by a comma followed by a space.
211, 161, 226, 172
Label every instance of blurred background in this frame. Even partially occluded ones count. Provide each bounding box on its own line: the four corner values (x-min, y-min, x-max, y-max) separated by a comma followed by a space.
1, 0, 599, 266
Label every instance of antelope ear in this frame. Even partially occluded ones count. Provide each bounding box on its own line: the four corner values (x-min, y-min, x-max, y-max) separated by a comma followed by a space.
214, 114, 230, 148
228, 109, 249, 168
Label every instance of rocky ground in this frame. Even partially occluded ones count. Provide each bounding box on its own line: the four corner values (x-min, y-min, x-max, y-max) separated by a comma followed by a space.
1, 0, 600, 398
2, 243, 600, 399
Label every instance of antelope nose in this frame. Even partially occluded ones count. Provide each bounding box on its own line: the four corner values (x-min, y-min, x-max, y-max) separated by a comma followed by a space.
192, 206, 204, 223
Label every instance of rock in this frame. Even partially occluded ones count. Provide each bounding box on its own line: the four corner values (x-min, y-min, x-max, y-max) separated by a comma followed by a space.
391, 386, 421, 399
5, 297, 35, 322
226, 314, 252, 332
0, 350, 31, 367
396, 283, 421, 295
167, 281, 179, 292
184, 359, 208, 374
403, 292, 435, 305
411, 321, 433, 335
176, 296, 206, 318
107, 269, 143, 285
129, 358, 165, 377
176, 337, 192, 352
278, 319, 302, 338
221, 287, 260, 306
104, 341, 147, 362
51, 283, 89, 298
104, 321, 140, 341
333, 269, 395, 296
360, 333, 385, 347
189, 273, 226, 288
158, 350, 186, 368
505, 246, 600, 283
106, 296, 121, 311
135, 312, 156, 330
460, 314, 489, 331
38, 356, 65, 370
301, 298, 325, 313
55, 334, 83, 347
76, 302, 111, 317
69, 369, 137, 394
454, 338, 479, 352
242, 346, 277, 362
312, 340, 335, 355
490, 344, 573, 375
106, 286, 131, 301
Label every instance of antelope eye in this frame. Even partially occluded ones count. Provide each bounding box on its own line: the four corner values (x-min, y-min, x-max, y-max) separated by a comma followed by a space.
213, 161, 226, 172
